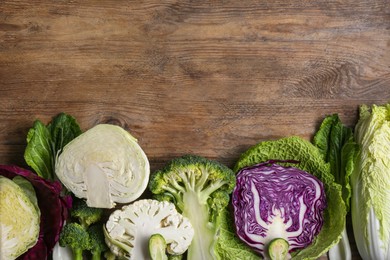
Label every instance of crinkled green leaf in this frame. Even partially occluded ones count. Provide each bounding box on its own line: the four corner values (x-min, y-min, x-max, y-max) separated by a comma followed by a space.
215, 208, 260, 260
234, 136, 346, 260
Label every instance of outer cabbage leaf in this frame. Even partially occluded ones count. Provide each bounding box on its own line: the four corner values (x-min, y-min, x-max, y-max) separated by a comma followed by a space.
351, 103, 390, 260
215, 208, 262, 260
0, 165, 72, 259
233, 136, 345, 260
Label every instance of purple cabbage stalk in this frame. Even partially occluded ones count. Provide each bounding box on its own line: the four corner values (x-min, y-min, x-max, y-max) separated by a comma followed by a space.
232, 161, 326, 257
0, 165, 72, 259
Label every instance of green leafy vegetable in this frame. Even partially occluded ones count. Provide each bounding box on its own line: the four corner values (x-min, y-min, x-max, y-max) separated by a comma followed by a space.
313, 114, 358, 211
234, 136, 346, 260
351, 103, 390, 260
24, 113, 82, 180
313, 114, 358, 260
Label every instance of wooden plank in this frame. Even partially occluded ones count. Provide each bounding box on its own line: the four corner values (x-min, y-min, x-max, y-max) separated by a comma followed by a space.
1, 1, 389, 259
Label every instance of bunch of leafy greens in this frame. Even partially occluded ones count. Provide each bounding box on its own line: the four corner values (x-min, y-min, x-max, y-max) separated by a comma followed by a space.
233, 136, 346, 260
24, 113, 82, 180
313, 114, 358, 260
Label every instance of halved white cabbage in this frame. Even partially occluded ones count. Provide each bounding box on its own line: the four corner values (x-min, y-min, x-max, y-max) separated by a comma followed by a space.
0, 176, 40, 260
55, 124, 150, 208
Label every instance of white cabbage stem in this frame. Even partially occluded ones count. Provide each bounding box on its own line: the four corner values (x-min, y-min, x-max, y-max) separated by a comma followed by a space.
328, 228, 351, 260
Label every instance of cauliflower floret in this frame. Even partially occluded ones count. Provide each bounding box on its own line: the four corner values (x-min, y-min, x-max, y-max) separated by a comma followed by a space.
104, 199, 194, 259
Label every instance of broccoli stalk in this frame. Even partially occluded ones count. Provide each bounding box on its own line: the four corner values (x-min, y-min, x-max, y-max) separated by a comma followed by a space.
149, 155, 236, 260
59, 222, 91, 260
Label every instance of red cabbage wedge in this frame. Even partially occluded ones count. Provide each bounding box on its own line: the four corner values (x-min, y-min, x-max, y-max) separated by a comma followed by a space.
233, 137, 346, 259
233, 161, 327, 259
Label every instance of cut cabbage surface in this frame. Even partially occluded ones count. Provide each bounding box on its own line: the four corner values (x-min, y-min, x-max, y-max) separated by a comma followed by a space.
0, 176, 40, 259
55, 124, 150, 208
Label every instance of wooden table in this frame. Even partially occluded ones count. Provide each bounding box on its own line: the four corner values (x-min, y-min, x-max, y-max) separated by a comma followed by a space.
1, 1, 389, 259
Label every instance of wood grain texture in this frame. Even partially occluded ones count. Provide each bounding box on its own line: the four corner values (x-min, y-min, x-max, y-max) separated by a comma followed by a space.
1, 1, 389, 259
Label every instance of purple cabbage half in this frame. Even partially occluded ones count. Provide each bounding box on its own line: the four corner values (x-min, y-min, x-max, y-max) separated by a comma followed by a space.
232, 161, 326, 258
0, 165, 72, 259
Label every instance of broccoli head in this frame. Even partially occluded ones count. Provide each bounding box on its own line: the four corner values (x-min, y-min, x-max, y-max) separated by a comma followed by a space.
88, 224, 109, 260
149, 155, 236, 260
71, 197, 104, 229
59, 222, 91, 260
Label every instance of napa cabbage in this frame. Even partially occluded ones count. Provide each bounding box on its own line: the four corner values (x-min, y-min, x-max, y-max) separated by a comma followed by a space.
351, 103, 390, 260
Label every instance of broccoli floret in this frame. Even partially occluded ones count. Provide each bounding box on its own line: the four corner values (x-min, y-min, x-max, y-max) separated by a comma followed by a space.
149, 155, 236, 260
59, 222, 91, 260
71, 197, 104, 229
88, 224, 109, 260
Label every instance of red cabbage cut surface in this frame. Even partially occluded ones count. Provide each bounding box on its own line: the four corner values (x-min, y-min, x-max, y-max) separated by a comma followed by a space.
232, 161, 326, 257
0, 165, 72, 260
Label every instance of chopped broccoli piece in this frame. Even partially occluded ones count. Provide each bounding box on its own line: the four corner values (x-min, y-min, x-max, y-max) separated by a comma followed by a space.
149, 155, 236, 260
59, 222, 91, 260
149, 234, 168, 260
88, 224, 109, 260
71, 197, 104, 229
